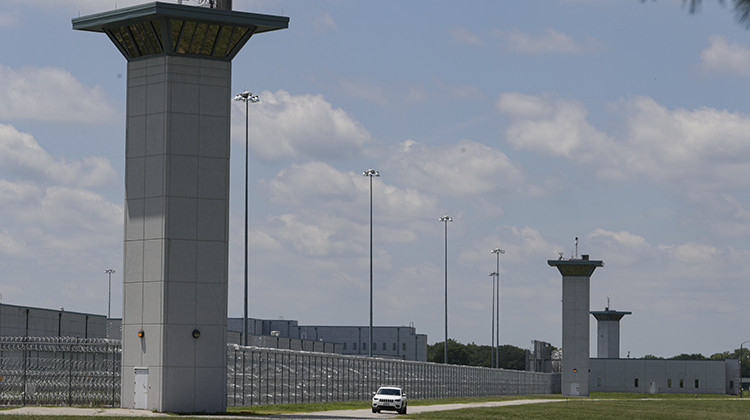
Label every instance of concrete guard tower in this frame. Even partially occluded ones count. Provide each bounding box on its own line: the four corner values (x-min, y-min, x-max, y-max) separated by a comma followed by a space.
591, 306, 631, 359
73, 2, 288, 413
548, 255, 603, 397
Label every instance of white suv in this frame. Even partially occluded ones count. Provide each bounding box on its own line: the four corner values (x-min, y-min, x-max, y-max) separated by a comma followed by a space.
371, 386, 407, 414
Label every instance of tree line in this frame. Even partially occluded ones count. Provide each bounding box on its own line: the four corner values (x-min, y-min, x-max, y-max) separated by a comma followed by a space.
427, 340, 750, 377
426, 339, 528, 370
641, 348, 750, 377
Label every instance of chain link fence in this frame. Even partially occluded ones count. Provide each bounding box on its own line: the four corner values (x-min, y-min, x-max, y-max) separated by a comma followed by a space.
0, 338, 559, 407
0, 337, 120, 407
227, 344, 560, 406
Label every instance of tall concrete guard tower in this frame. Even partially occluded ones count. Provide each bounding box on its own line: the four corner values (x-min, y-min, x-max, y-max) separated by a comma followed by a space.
548, 255, 603, 397
73, 2, 288, 413
591, 306, 631, 359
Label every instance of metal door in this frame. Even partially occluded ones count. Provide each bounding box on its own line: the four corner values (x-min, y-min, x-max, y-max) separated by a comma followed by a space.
134, 368, 148, 409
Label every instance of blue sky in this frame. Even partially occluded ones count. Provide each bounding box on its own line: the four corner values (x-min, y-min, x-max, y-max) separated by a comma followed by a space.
1, 0, 750, 359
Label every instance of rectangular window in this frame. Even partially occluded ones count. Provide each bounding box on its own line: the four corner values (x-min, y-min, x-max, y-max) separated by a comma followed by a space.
382, 342, 386, 351
730, 380, 734, 390
680, 379, 684, 388
363, 342, 366, 350
667, 379, 672, 388
372, 342, 376, 350
402, 343, 407, 352
393, 343, 397, 351
597, 377, 601, 387
695, 379, 699, 388
353, 342, 357, 350
343, 342, 347, 350
634, 378, 639, 388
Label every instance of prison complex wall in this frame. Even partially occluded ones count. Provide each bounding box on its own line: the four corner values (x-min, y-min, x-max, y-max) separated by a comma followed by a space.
0, 338, 559, 407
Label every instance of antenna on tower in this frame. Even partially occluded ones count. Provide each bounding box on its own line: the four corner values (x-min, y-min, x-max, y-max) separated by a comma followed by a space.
575, 237, 579, 259
606, 297, 610, 311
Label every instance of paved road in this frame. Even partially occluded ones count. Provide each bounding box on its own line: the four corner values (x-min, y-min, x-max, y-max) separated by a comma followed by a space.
0, 399, 564, 419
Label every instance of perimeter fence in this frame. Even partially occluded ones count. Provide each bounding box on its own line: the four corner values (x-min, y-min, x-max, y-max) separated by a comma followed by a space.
0, 337, 560, 407
227, 344, 560, 406
0, 337, 120, 407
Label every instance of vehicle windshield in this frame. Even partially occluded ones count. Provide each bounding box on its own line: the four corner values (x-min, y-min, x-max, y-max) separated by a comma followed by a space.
377, 388, 401, 396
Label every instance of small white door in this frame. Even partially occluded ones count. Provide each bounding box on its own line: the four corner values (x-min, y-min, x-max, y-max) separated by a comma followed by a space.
134, 368, 148, 409
649, 381, 657, 394
570, 383, 580, 396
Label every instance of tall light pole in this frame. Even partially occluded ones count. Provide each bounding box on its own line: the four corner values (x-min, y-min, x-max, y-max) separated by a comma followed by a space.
439, 215, 453, 364
741, 340, 750, 397
491, 248, 504, 367
363, 169, 380, 357
488, 271, 498, 368
234, 90, 259, 346
104, 269, 115, 338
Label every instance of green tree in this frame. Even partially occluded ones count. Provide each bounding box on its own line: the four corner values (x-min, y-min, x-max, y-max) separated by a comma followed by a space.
427, 340, 527, 370
669, 353, 709, 360
650, 0, 750, 29
499, 344, 527, 370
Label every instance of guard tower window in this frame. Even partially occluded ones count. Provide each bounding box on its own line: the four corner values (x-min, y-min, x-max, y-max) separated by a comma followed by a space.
393, 343, 396, 351
353, 342, 357, 350
680, 379, 684, 388
695, 379, 699, 388
634, 378, 639, 388
668, 379, 672, 388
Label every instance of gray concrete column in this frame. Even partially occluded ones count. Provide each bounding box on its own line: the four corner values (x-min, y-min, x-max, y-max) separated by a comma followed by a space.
548, 255, 603, 397
73, 3, 288, 413
591, 308, 631, 359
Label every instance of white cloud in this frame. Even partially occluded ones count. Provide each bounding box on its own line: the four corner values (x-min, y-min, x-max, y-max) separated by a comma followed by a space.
263, 161, 437, 226
0, 180, 121, 259
589, 229, 648, 249
314, 12, 336, 31
338, 79, 388, 106
0, 124, 117, 188
0, 65, 118, 123
0, 12, 16, 27
451, 27, 481, 45
384, 139, 526, 197
588, 229, 650, 265
700, 35, 750, 77
658, 242, 720, 264
267, 213, 340, 256
501, 29, 599, 55
616, 96, 750, 189
497, 92, 611, 160
264, 161, 357, 207
236, 89, 371, 161
497, 93, 750, 193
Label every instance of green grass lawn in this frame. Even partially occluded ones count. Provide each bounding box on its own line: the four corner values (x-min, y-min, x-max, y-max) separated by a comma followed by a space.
226, 394, 566, 415
0, 393, 747, 419
229, 393, 750, 419
404, 398, 750, 419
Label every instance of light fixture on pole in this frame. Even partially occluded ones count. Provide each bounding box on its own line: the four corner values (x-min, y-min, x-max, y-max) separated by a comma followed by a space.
234, 90, 260, 347
363, 168, 380, 357
491, 248, 504, 367
104, 269, 115, 339
488, 271, 498, 368
439, 215, 453, 364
